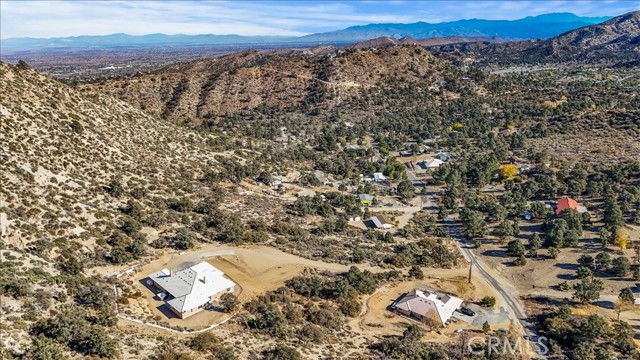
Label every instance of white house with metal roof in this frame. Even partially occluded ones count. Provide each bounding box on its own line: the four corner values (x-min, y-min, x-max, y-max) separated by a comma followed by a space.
391, 289, 463, 325
423, 158, 444, 169
148, 261, 236, 319
373, 172, 387, 182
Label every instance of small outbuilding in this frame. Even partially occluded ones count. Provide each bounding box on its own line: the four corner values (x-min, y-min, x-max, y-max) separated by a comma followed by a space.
370, 215, 393, 229
358, 194, 375, 206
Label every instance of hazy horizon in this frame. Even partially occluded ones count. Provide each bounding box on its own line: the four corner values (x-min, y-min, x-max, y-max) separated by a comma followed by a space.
1, 0, 637, 40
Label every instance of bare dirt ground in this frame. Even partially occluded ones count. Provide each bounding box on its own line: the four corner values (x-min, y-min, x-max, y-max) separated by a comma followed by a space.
115, 244, 382, 330
478, 222, 640, 342
351, 267, 513, 339
111, 242, 512, 342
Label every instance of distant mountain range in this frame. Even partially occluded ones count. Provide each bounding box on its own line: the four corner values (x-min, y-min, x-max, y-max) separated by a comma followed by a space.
300, 13, 612, 42
0, 12, 613, 53
428, 11, 640, 67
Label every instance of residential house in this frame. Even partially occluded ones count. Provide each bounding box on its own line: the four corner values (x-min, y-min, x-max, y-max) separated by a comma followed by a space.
344, 144, 361, 151
391, 289, 463, 326
297, 190, 315, 197
370, 215, 393, 229
436, 152, 451, 161
399, 150, 413, 157
148, 262, 237, 319
358, 194, 375, 206
423, 158, 444, 169
314, 170, 330, 185
373, 172, 387, 182
268, 175, 283, 188
517, 163, 533, 173
417, 144, 430, 153
555, 196, 587, 215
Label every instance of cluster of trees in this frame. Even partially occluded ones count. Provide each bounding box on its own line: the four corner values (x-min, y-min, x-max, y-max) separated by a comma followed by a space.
32, 306, 117, 359
538, 305, 637, 359
371, 324, 449, 359
386, 239, 458, 269
398, 212, 439, 238
286, 266, 381, 316
1, 246, 120, 359
241, 286, 341, 345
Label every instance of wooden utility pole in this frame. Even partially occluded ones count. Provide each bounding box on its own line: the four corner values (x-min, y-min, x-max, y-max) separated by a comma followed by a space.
468, 262, 473, 284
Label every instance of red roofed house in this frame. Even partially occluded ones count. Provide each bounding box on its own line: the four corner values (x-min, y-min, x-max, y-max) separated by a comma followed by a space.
555, 196, 587, 215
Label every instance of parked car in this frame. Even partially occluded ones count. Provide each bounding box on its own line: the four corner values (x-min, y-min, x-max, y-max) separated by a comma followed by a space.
459, 307, 476, 316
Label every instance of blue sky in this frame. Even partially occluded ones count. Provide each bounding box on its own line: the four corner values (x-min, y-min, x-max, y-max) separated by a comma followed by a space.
1, 0, 638, 39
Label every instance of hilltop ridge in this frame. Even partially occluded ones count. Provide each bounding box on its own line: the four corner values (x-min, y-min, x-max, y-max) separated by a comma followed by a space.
428, 10, 640, 66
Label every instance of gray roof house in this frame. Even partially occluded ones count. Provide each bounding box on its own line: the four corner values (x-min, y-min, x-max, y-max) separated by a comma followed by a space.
148, 262, 236, 319
314, 170, 330, 185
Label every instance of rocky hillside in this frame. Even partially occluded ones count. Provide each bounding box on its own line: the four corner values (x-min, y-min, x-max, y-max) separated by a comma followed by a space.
428, 11, 640, 66
348, 35, 504, 49
79, 45, 449, 125
0, 61, 225, 253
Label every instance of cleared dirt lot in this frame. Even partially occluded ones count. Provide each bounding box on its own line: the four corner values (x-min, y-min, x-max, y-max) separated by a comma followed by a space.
477, 222, 640, 342
119, 244, 372, 329
116, 243, 512, 336
351, 267, 513, 340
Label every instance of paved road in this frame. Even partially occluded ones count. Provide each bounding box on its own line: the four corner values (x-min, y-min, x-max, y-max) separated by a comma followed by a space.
445, 217, 548, 359
406, 169, 427, 187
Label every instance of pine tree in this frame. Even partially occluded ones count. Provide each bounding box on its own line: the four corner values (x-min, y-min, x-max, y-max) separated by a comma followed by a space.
603, 193, 624, 232
528, 233, 541, 258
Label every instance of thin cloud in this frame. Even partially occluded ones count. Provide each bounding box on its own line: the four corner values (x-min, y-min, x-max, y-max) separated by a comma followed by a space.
1, 0, 637, 39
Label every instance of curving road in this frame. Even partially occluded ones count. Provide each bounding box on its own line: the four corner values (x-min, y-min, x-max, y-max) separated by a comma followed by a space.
445, 217, 548, 359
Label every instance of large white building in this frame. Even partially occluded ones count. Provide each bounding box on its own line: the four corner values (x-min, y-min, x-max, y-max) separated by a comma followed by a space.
148, 261, 236, 319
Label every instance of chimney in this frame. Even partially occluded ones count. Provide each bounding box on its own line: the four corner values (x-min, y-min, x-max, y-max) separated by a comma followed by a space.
203, 276, 207, 284
169, 270, 172, 277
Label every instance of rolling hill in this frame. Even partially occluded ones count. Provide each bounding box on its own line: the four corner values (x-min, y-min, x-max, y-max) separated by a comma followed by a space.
0, 61, 224, 251
79, 45, 451, 125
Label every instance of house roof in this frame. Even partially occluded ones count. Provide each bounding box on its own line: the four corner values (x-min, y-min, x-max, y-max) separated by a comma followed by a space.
555, 196, 578, 215
359, 194, 375, 201
314, 170, 328, 183
149, 261, 236, 314
371, 216, 384, 228
373, 172, 387, 181
393, 289, 463, 324
424, 158, 444, 168
371, 215, 392, 228
377, 215, 392, 225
